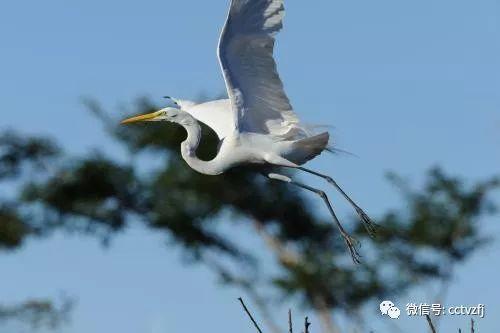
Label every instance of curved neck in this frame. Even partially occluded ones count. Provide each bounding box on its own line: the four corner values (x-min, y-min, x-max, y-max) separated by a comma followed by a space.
180, 120, 222, 175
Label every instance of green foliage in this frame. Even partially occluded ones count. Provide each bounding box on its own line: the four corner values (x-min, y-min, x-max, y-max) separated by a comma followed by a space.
0, 205, 30, 249
0, 131, 60, 180
21, 156, 142, 238
0, 297, 73, 330
0, 98, 498, 324
0, 131, 60, 249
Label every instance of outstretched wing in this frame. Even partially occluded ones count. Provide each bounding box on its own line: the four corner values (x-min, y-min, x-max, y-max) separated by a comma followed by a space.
218, 0, 303, 138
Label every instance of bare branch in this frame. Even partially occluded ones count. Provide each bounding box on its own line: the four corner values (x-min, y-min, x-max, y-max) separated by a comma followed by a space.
207, 256, 280, 333
238, 297, 263, 333
304, 316, 311, 333
425, 315, 437, 333
289, 309, 293, 333
470, 318, 475, 333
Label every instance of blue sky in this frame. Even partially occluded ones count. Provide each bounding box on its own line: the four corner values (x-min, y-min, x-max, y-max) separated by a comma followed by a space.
0, 0, 499, 332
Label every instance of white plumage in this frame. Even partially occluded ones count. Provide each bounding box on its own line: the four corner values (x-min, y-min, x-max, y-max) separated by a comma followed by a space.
218, 0, 304, 138
121, 0, 374, 263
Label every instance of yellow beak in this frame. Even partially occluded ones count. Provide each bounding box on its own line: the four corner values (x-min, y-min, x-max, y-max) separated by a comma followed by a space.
121, 111, 162, 124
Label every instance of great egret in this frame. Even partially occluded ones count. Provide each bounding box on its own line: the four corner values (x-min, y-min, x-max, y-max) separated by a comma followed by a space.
121, 0, 374, 262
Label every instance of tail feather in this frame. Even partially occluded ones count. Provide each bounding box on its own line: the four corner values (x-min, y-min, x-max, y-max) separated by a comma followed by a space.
290, 132, 330, 164
325, 146, 358, 157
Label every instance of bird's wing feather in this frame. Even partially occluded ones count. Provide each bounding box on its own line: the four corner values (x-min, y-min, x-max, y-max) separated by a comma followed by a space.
185, 99, 234, 140
218, 0, 303, 137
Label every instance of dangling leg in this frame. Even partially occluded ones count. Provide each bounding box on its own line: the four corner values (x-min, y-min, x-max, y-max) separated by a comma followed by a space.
294, 167, 377, 237
266, 173, 361, 263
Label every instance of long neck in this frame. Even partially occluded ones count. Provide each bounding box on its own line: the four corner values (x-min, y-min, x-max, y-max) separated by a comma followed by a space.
180, 120, 222, 176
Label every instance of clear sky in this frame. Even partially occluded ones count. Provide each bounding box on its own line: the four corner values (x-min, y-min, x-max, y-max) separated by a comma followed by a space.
0, 0, 499, 332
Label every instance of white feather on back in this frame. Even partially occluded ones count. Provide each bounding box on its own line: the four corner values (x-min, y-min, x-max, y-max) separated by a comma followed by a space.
182, 99, 235, 140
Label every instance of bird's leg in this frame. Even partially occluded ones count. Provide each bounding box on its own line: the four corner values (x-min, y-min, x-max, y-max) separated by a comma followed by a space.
266, 173, 361, 264
295, 167, 377, 237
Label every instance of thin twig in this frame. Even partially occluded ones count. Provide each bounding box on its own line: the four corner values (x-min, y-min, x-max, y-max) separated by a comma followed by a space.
304, 316, 311, 333
425, 315, 437, 333
238, 297, 263, 333
288, 309, 293, 333
470, 318, 475, 333
204, 255, 280, 333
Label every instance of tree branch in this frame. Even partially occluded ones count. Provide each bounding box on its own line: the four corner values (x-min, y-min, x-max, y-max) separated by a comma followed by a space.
238, 297, 263, 333
425, 315, 437, 333
304, 316, 311, 333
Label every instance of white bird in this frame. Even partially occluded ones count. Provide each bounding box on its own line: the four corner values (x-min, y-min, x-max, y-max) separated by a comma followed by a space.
121, 0, 374, 262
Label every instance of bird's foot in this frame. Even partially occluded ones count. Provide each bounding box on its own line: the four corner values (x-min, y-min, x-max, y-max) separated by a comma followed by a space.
341, 231, 361, 264
355, 208, 378, 238
323, 176, 378, 237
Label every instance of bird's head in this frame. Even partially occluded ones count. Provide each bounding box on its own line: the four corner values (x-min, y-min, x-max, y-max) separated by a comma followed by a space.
121, 107, 192, 125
